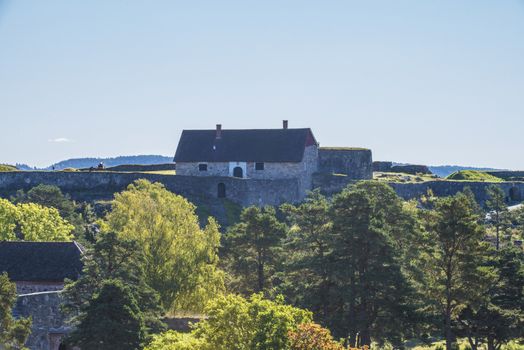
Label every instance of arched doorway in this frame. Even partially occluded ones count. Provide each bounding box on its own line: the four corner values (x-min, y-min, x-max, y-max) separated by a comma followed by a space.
233, 167, 243, 178
509, 187, 521, 202
217, 183, 226, 198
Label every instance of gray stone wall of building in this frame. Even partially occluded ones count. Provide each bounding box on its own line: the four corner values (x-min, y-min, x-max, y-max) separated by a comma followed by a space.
175, 145, 318, 197
318, 148, 372, 179
0, 172, 301, 207
15, 292, 70, 350
16, 281, 64, 295
176, 162, 230, 177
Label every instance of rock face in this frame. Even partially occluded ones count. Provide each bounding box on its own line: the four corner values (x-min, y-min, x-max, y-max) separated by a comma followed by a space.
14, 292, 71, 350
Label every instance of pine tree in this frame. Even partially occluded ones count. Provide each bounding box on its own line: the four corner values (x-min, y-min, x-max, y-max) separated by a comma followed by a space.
66, 280, 146, 350
419, 192, 493, 350
486, 185, 509, 250
223, 206, 286, 294
328, 182, 418, 347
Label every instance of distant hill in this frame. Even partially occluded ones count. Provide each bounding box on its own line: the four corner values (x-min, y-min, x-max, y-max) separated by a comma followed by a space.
46, 155, 173, 170
428, 165, 503, 178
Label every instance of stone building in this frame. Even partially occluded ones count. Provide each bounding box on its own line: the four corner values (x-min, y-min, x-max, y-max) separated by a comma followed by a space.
0, 241, 84, 350
175, 121, 320, 196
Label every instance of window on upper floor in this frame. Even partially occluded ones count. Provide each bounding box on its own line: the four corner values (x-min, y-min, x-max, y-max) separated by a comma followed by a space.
199, 163, 208, 171
255, 162, 264, 170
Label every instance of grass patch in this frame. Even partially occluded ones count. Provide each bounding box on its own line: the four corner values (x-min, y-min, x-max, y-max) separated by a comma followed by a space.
374, 172, 439, 183
0, 164, 18, 172
447, 170, 503, 182
140, 170, 176, 175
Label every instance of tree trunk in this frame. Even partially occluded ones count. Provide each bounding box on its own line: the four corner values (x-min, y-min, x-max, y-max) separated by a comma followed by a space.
360, 329, 371, 348
257, 259, 264, 292
445, 311, 453, 350
487, 337, 496, 350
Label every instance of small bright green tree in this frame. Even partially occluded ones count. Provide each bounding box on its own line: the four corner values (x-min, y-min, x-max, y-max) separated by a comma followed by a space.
0, 198, 74, 241
103, 180, 224, 312
16, 203, 74, 241
66, 279, 146, 350
145, 294, 312, 350
0, 273, 32, 350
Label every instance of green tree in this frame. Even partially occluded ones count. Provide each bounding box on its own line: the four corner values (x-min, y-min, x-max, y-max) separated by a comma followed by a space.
62, 232, 165, 337
66, 279, 146, 350
103, 180, 224, 312
419, 192, 493, 350
486, 185, 509, 250
456, 247, 524, 350
0, 198, 74, 241
0, 273, 32, 350
223, 206, 287, 294
0, 198, 18, 240
16, 203, 74, 241
145, 294, 311, 350
280, 190, 334, 324
328, 181, 418, 347
12, 185, 86, 238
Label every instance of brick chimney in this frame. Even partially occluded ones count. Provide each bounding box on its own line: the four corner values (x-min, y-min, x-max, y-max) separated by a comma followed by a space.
283, 120, 288, 129
216, 124, 222, 139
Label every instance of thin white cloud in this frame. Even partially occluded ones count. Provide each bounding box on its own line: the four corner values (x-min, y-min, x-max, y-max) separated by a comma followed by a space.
48, 138, 73, 143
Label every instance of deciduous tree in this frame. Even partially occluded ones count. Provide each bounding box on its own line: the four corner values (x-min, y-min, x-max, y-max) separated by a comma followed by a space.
103, 180, 224, 312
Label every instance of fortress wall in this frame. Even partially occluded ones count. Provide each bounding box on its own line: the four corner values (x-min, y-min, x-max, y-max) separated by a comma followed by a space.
318, 148, 372, 179
0, 172, 300, 207
313, 174, 524, 205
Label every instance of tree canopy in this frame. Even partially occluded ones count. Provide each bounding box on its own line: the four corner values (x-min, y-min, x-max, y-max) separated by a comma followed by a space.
103, 179, 224, 312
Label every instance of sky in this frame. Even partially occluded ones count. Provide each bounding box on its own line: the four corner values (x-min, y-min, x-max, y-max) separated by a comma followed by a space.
0, 1, 523, 169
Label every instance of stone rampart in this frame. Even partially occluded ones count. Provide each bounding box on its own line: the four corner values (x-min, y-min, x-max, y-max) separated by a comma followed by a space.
0, 172, 300, 207
313, 174, 524, 205
318, 148, 372, 179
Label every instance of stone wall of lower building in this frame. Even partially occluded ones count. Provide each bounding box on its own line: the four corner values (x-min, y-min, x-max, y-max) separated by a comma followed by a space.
318, 148, 372, 179
15, 281, 64, 295
15, 291, 71, 350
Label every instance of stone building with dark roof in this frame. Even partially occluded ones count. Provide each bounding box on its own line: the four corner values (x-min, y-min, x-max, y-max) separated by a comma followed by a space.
0, 241, 84, 294
0, 241, 83, 350
175, 121, 320, 196
174, 121, 373, 201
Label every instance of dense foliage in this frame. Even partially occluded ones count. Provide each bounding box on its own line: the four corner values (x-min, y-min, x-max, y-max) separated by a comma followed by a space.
0, 273, 31, 350
67, 280, 146, 350
0, 197, 74, 241
103, 180, 224, 312
145, 294, 311, 350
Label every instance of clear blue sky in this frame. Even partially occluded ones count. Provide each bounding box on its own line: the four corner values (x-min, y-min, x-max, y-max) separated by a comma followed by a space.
1, 1, 523, 168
